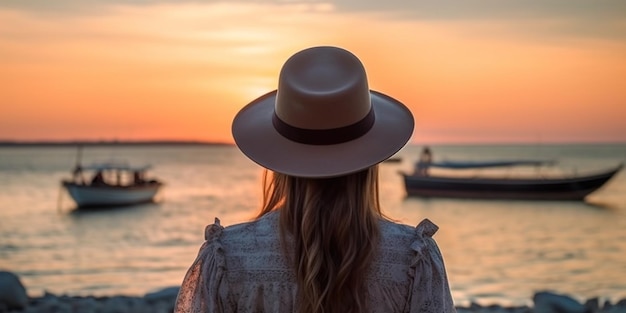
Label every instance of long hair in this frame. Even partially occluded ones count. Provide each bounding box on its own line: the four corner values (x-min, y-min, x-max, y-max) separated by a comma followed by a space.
257, 165, 382, 313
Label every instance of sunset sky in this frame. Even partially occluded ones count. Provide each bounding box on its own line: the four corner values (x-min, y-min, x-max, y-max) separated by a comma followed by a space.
1, 0, 625, 144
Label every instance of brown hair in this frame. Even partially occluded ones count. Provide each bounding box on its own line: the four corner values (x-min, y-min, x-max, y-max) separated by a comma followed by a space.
257, 166, 382, 313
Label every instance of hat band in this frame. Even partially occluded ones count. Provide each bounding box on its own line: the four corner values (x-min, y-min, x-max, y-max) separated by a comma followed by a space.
272, 109, 375, 145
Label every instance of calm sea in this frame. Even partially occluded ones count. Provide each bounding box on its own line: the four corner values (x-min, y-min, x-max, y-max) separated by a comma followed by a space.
1, 143, 625, 307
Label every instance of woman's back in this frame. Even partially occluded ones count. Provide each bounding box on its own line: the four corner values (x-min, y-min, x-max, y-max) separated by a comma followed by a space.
175, 211, 454, 312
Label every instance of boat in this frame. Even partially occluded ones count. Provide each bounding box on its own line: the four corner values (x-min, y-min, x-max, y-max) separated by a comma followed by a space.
400, 161, 622, 201
62, 162, 163, 208
428, 159, 555, 169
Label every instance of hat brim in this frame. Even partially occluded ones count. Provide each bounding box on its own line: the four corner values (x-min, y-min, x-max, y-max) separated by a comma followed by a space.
232, 90, 414, 178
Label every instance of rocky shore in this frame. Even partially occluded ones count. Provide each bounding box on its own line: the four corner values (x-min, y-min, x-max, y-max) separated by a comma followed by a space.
2, 271, 626, 313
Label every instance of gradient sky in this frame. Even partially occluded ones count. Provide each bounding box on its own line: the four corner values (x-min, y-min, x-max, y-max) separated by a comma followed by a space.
1, 0, 625, 144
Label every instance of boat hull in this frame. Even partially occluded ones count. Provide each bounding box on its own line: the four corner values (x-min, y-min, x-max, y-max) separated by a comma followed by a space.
402, 165, 622, 201
62, 181, 162, 208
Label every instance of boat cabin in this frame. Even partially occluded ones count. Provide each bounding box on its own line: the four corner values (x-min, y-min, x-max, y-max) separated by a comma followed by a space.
71, 163, 157, 187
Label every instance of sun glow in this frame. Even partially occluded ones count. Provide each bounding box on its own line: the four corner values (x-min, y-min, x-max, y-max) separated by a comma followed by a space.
1, 2, 625, 143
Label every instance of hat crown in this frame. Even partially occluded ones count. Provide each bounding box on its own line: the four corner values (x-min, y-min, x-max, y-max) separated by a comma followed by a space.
275, 46, 372, 130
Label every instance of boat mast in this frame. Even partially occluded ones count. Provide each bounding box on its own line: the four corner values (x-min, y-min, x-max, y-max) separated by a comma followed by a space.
72, 145, 85, 184
75, 145, 83, 168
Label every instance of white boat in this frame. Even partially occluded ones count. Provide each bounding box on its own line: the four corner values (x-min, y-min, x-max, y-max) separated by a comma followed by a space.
62, 162, 163, 208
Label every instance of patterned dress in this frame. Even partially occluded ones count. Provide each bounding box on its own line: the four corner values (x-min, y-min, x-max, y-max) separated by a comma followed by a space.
174, 210, 456, 313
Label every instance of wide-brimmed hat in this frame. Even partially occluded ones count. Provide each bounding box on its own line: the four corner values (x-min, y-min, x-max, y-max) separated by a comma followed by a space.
232, 46, 414, 178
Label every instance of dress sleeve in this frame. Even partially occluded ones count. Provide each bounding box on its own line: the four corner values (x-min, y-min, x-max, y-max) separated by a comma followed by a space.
174, 218, 228, 313
407, 219, 456, 313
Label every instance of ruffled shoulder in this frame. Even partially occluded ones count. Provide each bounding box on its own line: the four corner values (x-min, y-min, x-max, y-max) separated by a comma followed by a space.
406, 219, 456, 313
205, 217, 224, 241
409, 219, 438, 262
416, 218, 438, 237
174, 218, 228, 313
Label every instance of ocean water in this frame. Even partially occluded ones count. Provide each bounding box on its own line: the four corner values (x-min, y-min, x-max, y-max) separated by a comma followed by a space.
1, 143, 625, 307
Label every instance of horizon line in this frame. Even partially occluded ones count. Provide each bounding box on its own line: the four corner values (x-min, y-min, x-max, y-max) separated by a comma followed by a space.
0, 139, 234, 147
0, 139, 625, 147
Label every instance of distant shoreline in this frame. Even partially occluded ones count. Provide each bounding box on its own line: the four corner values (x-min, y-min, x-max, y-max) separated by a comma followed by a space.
1, 140, 624, 148
0, 140, 234, 147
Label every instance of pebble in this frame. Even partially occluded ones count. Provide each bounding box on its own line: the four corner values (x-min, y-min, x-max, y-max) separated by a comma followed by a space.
0, 271, 28, 310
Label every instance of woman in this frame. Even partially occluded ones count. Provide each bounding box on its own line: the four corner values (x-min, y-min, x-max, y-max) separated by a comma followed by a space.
175, 46, 456, 312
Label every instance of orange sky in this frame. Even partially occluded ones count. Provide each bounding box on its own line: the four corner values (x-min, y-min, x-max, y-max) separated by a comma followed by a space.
1, 2, 625, 144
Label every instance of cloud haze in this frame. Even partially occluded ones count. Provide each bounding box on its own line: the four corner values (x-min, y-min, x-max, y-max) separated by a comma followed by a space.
1, 0, 624, 143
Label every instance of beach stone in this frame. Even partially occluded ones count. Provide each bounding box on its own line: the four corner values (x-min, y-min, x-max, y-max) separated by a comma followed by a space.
600, 299, 626, 313
100, 296, 134, 313
0, 271, 29, 310
34, 296, 71, 313
70, 296, 99, 313
144, 286, 179, 303
584, 297, 599, 312
533, 291, 590, 313
486, 304, 503, 312
603, 298, 626, 313
469, 302, 484, 310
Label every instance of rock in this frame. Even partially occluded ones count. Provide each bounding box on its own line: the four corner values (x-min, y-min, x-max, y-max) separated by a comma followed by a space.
604, 307, 625, 313
69, 296, 99, 313
100, 296, 134, 313
144, 286, 179, 303
144, 287, 178, 313
533, 291, 590, 313
469, 301, 483, 310
32, 295, 71, 313
0, 271, 29, 310
584, 297, 599, 312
